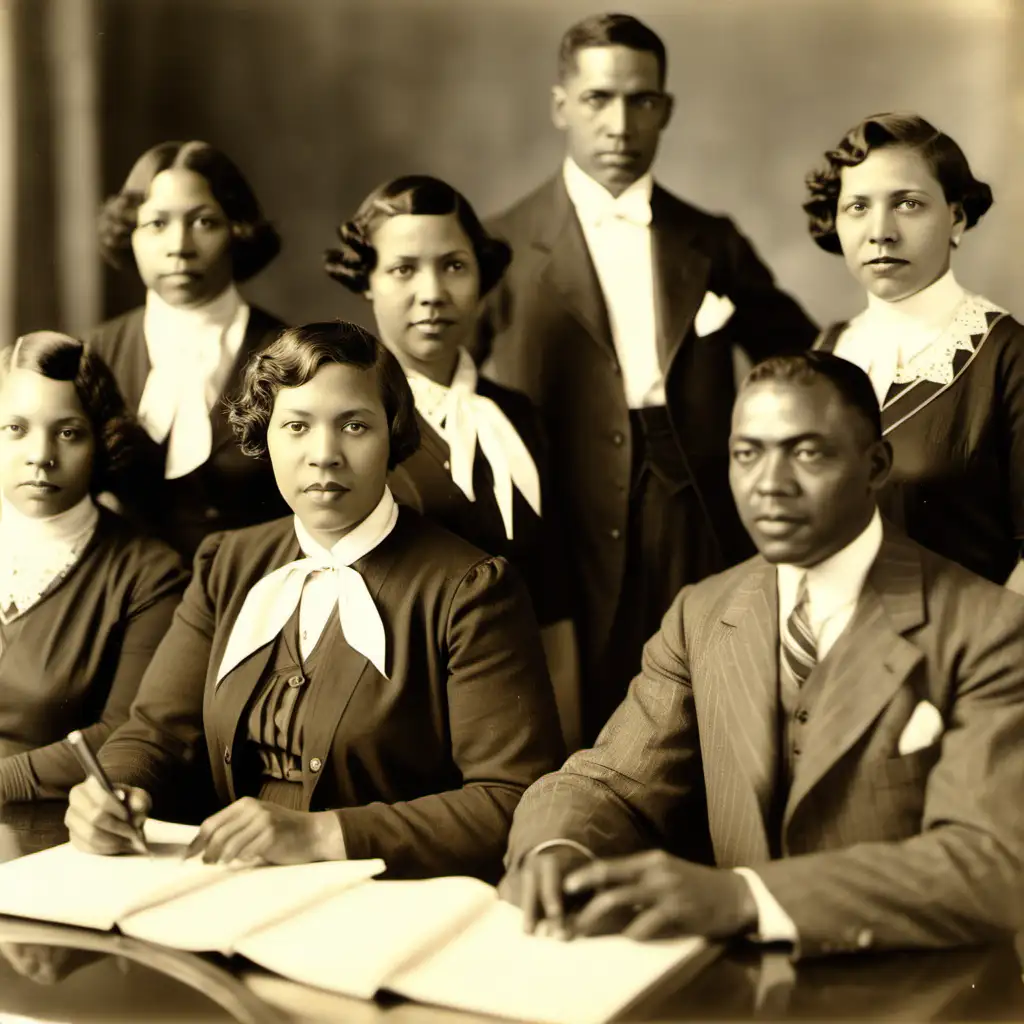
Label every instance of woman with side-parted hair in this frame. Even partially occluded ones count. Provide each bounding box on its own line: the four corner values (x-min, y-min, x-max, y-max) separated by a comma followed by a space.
327, 176, 581, 749
805, 112, 1024, 590
0, 332, 188, 802
83, 141, 289, 558
66, 322, 564, 881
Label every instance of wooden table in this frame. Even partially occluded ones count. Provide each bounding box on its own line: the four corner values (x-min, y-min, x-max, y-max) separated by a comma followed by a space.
1, 801, 1021, 1023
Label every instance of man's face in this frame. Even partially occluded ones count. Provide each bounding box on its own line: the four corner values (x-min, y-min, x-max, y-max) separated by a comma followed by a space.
728, 378, 891, 567
552, 45, 672, 197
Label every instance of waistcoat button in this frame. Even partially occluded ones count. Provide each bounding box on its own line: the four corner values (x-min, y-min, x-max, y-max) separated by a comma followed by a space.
309, 757, 323, 774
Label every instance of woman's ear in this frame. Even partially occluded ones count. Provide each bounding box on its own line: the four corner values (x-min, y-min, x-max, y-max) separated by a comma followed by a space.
950, 202, 966, 248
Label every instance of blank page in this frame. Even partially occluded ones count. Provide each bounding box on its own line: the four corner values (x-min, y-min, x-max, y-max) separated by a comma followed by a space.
120, 858, 386, 953
235, 876, 496, 1000
387, 900, 708, 1024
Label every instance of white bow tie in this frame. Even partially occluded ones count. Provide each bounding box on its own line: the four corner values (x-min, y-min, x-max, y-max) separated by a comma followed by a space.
215, 494, 398, 686
589, 188, 652, 228
408, 352, 541, 539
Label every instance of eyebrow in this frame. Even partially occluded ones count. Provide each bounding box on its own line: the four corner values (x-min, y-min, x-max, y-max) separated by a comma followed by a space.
275, 406, 379, 419
582, 87, 664, 99
137, 203, 220, 216
841, 187, 934, 200
388, 249, 473, 261
731, 432, 827, 446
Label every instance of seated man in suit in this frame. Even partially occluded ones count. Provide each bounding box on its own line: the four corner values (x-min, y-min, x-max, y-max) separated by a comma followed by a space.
502, 351, 1024, 956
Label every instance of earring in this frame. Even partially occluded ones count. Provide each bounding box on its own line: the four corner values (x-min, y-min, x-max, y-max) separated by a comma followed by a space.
951, 235, 962, 249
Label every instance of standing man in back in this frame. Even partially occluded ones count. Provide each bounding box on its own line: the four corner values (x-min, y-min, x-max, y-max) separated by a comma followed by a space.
482, 13, 817, 743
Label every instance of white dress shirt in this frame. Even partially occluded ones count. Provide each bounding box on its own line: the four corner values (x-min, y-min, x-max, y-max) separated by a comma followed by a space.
737, 508, 884, 942
138, 284, 250, 480
562, 158, 663, 408
833, 270, 966, 405
406, 348, 541, 539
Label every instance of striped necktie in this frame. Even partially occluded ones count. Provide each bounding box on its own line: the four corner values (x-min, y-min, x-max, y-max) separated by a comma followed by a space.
781, 576, 817, 689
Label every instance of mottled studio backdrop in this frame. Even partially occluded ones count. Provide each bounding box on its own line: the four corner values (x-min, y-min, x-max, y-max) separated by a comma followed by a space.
6, 0, 1023, 341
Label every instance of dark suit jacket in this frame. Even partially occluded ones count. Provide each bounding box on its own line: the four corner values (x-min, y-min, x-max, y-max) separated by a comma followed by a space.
817, 311, 1024, 584
99, 509, 566, 881
83, 304, 290, 559
388, 376, 570, 626
480, 176, 817, 666
505, 526, 1024, 956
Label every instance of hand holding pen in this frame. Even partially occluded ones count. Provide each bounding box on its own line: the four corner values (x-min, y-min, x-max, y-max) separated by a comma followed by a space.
64, 730, 151, 857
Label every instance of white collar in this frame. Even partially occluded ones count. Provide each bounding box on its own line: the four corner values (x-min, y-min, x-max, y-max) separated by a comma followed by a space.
406, 348, 477, 431
858, 270, 965, 338
776, 508, 883, 623
0, 492, 98, 547
562, 157, 653, 223
144, 282, 244, 332
292, 486, 398, 566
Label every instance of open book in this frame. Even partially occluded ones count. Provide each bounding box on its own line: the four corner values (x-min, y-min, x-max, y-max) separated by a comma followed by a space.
0, 820, 713, 1024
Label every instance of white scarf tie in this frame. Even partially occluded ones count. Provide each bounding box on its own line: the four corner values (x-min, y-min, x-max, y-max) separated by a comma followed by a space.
407, 349, 541, 540
138, 285, 249, 480
215, 489, 398, 686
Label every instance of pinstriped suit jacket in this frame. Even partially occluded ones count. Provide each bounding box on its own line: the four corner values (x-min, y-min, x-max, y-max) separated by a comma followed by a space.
504, 525, 1024, 957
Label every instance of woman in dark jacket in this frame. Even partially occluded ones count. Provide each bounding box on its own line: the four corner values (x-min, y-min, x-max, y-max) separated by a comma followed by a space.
66, 321, 565, 881
84, 141, 289, 558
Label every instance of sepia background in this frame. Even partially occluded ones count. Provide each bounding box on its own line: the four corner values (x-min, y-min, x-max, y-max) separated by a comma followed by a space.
4, 0, 1023, 343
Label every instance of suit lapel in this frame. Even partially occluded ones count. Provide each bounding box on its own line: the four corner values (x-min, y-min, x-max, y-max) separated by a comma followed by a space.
535, 178, 614, 356
651, 187, 711, 371
704, 560, 778, 863
784, 531, 926, 828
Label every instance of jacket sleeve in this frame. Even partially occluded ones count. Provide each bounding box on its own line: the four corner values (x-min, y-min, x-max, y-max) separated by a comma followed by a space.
0, 541, 189, 802
333, 557, 567, 880
503, 585, 709, 869
99, 534, 224, 798
754, 586, 1024, 958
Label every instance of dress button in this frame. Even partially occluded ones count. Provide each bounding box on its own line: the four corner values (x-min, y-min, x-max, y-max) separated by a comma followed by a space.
796, 709, 809, 724
610, 528, 622, 540
204, 506, 220, 520
793, 746, 802, 757
856, 928, 873, 949
443, 460, 451, 471
611, 430, 625, 446
309, 757, 323, 774
223, 746, 231, 764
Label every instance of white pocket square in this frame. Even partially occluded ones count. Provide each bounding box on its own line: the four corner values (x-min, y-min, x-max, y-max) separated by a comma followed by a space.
897, 699, 944, 755
693, 291, 736, 338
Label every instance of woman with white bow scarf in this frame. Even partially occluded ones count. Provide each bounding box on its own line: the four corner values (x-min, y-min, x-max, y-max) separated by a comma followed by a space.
84, 141, 289, 559
805, 113, 1024, 592
66, 322, 564, 881
327, 176, 580, 749
0, 332, 187, 802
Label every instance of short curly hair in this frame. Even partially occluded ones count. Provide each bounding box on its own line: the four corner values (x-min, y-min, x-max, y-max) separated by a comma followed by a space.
804, 113, 994, 254
0, 331, 144, 495
325, 175, 511, 297
226, 321, 420, 469
98, 141, 281, 281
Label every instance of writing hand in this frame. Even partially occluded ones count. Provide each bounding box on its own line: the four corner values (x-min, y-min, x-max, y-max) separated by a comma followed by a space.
65, 777, 151, 856
498, 846, 592, 938
185, 798, 344, 865
565, 850, 757, 940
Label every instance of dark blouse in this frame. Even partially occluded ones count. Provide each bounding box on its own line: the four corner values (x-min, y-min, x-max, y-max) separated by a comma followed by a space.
817, 310, 1024, 583
83, 304, 290, 559
0, 509, 188, 800
388, 377, 570, 626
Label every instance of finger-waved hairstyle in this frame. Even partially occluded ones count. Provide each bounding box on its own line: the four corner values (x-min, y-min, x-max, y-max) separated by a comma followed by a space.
226, 321, 420, 468
558, 13, 667, 87
0, 331, 143, 493
325, 175, 511, 297
742, 351, 882, 442
804, 113, 994, 254
98, 140, 281, 281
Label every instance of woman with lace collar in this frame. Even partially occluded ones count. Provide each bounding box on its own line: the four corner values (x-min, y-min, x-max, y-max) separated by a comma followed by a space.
0, 332, 187, 802
83, 141, 290, 559
805, 113, 1024, 590
65, 322, 564, 881
326, 176, 580, 749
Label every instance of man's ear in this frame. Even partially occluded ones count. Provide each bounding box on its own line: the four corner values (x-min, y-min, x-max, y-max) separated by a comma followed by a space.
868, 438, 894, 492
659, 92, 675, 132
551, 85, 568, 131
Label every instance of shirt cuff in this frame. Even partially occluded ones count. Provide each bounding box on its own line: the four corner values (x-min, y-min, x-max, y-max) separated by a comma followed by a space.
733, 867, 798, 944
525, 838, 598, 864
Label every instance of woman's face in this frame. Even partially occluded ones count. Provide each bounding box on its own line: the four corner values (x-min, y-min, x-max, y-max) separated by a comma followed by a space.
364, 213, 481, 385
835, 145, 962, 303
0, 369, 95, 518
266, 362, 392, 549
131, 168, 235, 308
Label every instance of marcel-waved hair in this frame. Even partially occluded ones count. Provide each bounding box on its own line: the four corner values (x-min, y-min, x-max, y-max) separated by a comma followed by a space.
804, 113, 994, 254
226, 321, 420, 469
742, 351, 883, 443
0, 331, 143, 493
324, 175, 511, 297
98, 141, 281, 281
558, 13, 667, 86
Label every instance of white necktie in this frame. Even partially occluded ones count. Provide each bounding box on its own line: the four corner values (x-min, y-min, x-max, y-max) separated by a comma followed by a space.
138, 287, 247, 480
215, 496, 398, 686
589, 187, 652, 228
408, 352, 541, 539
